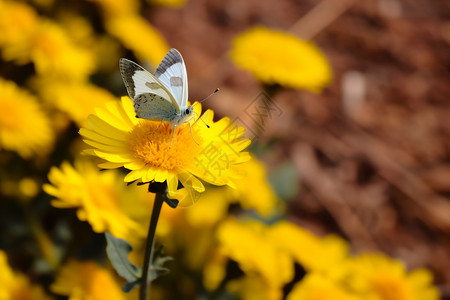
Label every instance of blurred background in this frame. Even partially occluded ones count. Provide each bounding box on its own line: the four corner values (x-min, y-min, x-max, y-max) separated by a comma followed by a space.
0, 0, 449, 299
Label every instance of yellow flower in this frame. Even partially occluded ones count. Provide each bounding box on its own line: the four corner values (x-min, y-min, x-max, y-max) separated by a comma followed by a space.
230, 26, 332, 92
215, 218, 294, 290
79, 96, 250, 205
57, 13, 121, 73
35, 79, 118, 126
268, 221, 348, 273
51, 260, 126, 300
227, 276, 284, 300
0, 78, 54, 158
339, 253, 440, 300
44, 159, 152, 240
4, 18, 95, 81
0, 250, 53, 300
105, 16, 169, 67
147, 0, 188, 8
88, 0, 139, 18
287, 273, 359, 300
184, 155, 281, 226
0, 1, 38, 57
29, 20, 96, 81
231, 155, 282, 215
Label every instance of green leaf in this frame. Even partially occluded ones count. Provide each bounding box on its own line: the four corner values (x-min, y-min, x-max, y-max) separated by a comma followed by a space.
122, 279, 141, 293
149, 244, 172, 281
105, 233, 172, 292
269, 162, 299, 201
105, 232, 142, 291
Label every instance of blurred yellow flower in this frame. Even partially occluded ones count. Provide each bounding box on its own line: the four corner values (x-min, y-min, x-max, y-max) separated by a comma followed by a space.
57, 13, 121, 72
35, 79, 117, 126
28, 0, 55, 9
228, 275, 284, 300
88, 0, 139, 18
230, 26, 332, 92
287, 273, 358, 300
147, 0, 188, 8
215, 218, 294, 291
105, 16, 169, 67
51, 260, 126, 300
43, 159, 152, 240
231, 156, 282, 215
57, 14, 95, 48
18, 177, 40, 198
0, 1, 38, 58
185, 156, 281, 226
268, 221, 348, 273
79, 97, 250, 205
3, 18, 95, 81
28, 20, 96, 81
339, 253, 440, 300
0, 250, 53, 300
0, 78, 54, 158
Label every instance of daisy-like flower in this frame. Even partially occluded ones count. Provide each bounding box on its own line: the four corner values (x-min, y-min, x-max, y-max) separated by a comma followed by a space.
43, 159, 152, 240
268, 221, 348, 274
215, 218, 294, 292
339, 253, 440, 300
287, 273, 358, 300
29, 20, 96, 81
227, 275, 286, 300
51, 260, 125, 300
182, 155, 281, 227
147, 0, 188, 8
34, 79, 117, 126
80, 97, 250, 205
0, 1, 38, 58
105, 15, 169, 67
0, 78, 54, 158
4, 18, 95, 81
230, 26, 332, 92
88, 0, 139, 18
0, 250, 53, 300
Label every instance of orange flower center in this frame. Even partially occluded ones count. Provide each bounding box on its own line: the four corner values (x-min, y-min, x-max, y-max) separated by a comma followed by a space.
128, 121, 201, 170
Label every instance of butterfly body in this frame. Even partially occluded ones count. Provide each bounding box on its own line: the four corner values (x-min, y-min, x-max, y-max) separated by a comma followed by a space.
119, 49, 193, 129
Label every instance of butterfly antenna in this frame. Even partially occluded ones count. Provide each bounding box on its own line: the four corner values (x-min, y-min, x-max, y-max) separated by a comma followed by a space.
192, 111, 210, 128
190, 89, 218, 129
193, 88, 220, 107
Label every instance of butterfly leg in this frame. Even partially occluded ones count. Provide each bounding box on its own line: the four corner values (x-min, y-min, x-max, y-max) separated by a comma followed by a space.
169, 125, 177, 148
189, 123, 199, 145
157, 120, 164, 129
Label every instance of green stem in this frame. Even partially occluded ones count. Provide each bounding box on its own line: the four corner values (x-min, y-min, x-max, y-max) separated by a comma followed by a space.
139, 192, 164, 300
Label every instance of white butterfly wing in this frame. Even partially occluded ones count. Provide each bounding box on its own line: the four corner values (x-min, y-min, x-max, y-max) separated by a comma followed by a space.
119, 58, 180, 115
154, 49, 188, 111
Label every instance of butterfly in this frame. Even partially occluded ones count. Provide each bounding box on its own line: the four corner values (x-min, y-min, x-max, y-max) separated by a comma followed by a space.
119, 49, 194, 146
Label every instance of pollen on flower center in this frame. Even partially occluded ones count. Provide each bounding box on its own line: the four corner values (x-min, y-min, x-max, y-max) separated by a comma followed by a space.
128, 121, 201, 170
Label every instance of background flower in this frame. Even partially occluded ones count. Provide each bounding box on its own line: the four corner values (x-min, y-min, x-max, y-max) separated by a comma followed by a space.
0, 250, 53, 300
44, 159, 152, 240
336, 253, 440, 300
0, 78, 54, 158
230, 26, 332, 91
51, 260, 126, 300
